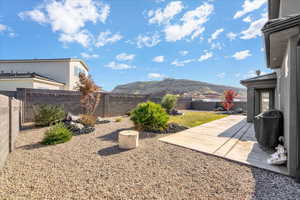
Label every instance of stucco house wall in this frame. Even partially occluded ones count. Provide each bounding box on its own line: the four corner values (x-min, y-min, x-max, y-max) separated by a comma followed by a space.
0, 59, 89, 90
0, 61, 69, 89
0, 79, 34, 91
279, 0, 300, 18
69, 61, 88, 90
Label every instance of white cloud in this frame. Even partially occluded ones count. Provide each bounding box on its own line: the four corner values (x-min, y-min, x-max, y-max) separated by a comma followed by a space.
148, 73, 165, 79
232, 50, 252, 60
95, 31, 122, 47
19, 9, 47, 24
148, 1, 184, 25
171, 59, 194, 67
116, 53, 135, 61
211, 42, 223, 50
153, 56, 164, 63
199, 52, 213, 61
0, 24, 7, 32
208, 28, 224, 43
240, 13, 267, 39
105, 61, 136, 70
59, 30, 92, 47
136, 32, 161, 48
179, 50, 189, 56
234, 0, 267, 19
164, 3, 214, 42
80, 52, 99, 59
226, 32, 237, 41
216, 72, 226, 78
0, 24, 16, 38
243, 16, 252, 23
19, 0, 111, 47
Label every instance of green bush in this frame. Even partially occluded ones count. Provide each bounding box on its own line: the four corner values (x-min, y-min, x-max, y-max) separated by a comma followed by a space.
35, 105, 66, 126
130, 101, 169, 132
42, 123, 73, 145
161, 94, 178, 114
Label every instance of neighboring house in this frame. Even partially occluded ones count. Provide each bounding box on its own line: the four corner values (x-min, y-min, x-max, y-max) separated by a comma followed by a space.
0, 58, 89, 91
241, 0, 300, 179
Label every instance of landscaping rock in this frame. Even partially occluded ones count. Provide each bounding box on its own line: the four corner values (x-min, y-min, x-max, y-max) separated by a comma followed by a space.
152, 123, 188, 134
96, 117, 111, 124
66, 113, 81, 122
169, 109, 184, 116
64, 121, 95, 135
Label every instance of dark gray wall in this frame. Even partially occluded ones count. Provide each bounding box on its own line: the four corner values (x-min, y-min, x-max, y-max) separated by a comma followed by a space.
191, 100, 246, 111
15, 88, 192, 124
0, 95, 20, 168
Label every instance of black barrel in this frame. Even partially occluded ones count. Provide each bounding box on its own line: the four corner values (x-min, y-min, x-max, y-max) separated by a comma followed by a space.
254, 110, 283, 149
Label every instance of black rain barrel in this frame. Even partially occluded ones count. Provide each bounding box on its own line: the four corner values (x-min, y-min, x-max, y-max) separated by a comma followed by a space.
254, 110, 283, 149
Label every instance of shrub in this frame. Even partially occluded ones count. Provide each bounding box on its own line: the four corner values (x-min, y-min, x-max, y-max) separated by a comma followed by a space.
130, 101, 169, 132
77, 73, 101, 115
79, 114, 97, 127
222, 90, 237, 112
115, 118, 122, 122
161, 94, 178, 114
35, 105, 66, 126
42, 123, 73, 145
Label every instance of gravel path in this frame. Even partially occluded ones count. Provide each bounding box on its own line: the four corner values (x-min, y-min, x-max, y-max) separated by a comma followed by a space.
0, 117, 299, 200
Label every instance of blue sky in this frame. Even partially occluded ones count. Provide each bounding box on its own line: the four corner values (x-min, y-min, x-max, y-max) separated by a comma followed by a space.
0, 0, 270, 91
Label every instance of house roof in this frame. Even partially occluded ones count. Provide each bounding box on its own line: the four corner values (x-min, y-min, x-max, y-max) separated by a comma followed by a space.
0, 58, 89, 71
240, 72, 277, 85
0, 72, 65, 85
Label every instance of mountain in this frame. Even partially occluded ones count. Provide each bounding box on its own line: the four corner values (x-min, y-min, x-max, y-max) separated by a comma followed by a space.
111, 78, 246, 100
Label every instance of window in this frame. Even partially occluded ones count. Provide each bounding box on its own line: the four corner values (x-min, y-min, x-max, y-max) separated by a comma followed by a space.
260, 92, 270, 113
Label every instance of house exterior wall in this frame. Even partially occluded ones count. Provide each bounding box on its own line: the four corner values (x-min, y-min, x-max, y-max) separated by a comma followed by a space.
0, 79, 63, 91
0, 79, 34, 91
69, 61, 88, 90
0, 62, 69, 89
279, 0, 300, 18
273, 35, 300, 177
275, 39, 291, 149
0, 60, 88, 90
33, 80, 63, 90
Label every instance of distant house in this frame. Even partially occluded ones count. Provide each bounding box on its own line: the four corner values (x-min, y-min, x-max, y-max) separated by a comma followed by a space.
0, 58, 89, 91
241, 0, 300, 179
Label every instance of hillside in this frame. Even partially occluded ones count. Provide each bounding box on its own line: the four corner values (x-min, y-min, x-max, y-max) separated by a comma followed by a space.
111, 78, 246, 100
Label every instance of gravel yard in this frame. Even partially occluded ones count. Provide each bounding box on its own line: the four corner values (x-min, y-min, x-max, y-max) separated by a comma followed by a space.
0, 117, 299, 200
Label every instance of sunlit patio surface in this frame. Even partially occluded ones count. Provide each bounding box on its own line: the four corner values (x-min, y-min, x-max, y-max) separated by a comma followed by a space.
159, 115, 288, 175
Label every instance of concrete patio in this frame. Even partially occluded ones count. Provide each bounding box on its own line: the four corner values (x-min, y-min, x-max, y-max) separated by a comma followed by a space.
159, 115, 288, 175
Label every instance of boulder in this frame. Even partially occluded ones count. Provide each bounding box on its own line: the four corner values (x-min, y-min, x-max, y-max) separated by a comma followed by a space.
66, 113, 81, 122
96, 117, 111, 124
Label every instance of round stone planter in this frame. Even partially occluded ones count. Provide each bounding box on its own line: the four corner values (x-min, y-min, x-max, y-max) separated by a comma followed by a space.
118, 130, 139, 149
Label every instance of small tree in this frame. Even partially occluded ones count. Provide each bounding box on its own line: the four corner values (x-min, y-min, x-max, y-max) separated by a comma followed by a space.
77, 73, 101, 115
161, 94, 178, 114
222, 90, 237, 112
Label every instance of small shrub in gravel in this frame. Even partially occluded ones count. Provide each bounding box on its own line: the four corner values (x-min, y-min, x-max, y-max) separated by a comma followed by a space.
115, 118, 122, 122
35, 104, 66, 127
42, 123, 73, 145
131, 101, 169, 132
161, 94, 178, 114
